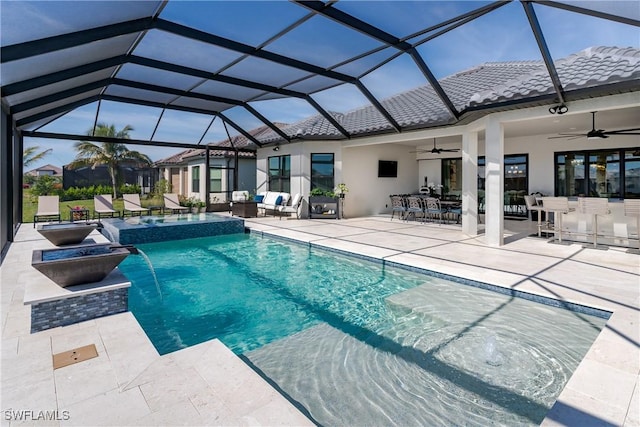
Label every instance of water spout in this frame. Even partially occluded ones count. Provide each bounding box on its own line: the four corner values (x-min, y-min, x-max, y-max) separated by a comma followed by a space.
107, 245, 162, 299
109, 244, 139, 255
485, 335, 504, 366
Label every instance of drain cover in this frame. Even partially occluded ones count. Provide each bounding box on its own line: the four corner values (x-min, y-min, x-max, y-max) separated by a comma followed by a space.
53, 344, 98, 369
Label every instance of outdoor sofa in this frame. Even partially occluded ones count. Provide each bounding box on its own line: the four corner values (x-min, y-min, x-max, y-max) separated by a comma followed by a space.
256, 191, 291, 216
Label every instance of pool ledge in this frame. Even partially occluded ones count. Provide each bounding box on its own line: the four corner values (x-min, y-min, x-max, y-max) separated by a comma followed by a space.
24, 268, 130, 306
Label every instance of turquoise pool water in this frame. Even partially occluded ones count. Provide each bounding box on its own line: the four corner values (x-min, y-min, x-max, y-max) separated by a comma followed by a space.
119, 233, 608, 426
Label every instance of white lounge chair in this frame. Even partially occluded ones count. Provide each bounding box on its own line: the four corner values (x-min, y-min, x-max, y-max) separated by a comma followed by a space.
123, 194, 150, 216
94, 194, 119, 219
33, 195, 61, 228
278, 193, 303, 219
163, 193, 188, 214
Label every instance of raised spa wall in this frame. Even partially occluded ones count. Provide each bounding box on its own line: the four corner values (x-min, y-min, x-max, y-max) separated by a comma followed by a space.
25, 269, 130, 333
101, 214, 245, 244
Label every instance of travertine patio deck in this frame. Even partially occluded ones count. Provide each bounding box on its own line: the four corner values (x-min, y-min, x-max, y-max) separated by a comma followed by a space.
1, 215, 638, 426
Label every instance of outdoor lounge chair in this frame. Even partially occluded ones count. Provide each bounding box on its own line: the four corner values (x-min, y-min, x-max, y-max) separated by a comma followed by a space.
123, 194, 150, 216
33, 195, 61, 227
163, 193, 188, 214
94, 194, 119, 219
278, 193, 303, 219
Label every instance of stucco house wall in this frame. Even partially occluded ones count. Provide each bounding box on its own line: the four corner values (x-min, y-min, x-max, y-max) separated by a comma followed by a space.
342, 144, 419, 218
255, 106, 639, 224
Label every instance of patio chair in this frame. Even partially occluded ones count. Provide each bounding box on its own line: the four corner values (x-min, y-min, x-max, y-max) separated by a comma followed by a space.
446, 202, 462, 224
278, 193, 303, 219
123, 194, 150, 216
33, 195, 61, 228
424, 197, 446, 223
406, 196, 425, 222
93, 194, 119, 219
163, 193, 188, 214
390, 195, 407, 221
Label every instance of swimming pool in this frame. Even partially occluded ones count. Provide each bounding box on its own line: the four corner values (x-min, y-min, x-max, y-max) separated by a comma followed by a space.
119, 233, 608, 426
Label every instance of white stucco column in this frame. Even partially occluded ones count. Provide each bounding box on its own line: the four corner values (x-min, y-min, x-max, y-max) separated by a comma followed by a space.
485, 116, 504, 246
461, 131, 478, 236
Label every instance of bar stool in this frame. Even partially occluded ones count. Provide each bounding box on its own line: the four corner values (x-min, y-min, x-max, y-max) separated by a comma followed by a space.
577, 197, 610, 249
624, 199, 640, 253
541, 197, 575, 243
524, 195, 545, 237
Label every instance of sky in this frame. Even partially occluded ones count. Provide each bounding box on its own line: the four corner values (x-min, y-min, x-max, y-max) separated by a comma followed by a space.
5, 0, 638, 172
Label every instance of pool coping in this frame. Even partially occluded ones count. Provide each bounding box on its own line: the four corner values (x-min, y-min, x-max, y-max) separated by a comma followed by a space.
251, 229, 613, 320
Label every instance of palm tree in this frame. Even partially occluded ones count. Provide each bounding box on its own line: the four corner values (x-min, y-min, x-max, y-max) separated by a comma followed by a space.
23, 146, 52, 168
68, 123, 152, 198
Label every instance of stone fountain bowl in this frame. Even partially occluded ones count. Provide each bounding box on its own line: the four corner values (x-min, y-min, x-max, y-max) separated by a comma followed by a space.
37, 223, 98, 246
31, 243, 130, 287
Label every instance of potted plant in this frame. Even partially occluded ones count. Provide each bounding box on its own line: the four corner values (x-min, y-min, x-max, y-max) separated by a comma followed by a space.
335, 183, 349, 199
427, 182, 443, 198
71, 205, 85, 221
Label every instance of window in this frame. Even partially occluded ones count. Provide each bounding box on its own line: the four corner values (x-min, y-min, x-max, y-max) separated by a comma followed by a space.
555, 153, 585, 197
192, 166, 200, 192
311, 153, 334, 192
624, 149, 640, 198
473, 154, 528, 193
268, 155, 290, 192
209, 167, 222, 192
555, 148, 638, 198
442, 158, 462, 195
461, 154, 528, 214
589, 151, 620, 198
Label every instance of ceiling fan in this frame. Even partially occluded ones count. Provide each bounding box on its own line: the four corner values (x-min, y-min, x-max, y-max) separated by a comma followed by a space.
549, 111, 640, 140
413, 138, 460, 154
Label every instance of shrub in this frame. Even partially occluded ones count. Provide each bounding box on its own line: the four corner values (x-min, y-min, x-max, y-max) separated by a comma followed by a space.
118, 184, 141, 196
154, 179, 171, 196
31, 175, 61, 197
60, 184, 114, 201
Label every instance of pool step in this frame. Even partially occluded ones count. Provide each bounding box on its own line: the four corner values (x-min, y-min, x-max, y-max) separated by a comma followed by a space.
385, 282, 512, 325
123, 338, 313, 425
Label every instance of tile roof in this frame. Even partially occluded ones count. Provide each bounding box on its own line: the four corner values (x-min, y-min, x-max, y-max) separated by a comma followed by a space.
470, 46, 640, 104
153, 124, 286, 165
24, 164, 63, 176
256, 46, 639, 143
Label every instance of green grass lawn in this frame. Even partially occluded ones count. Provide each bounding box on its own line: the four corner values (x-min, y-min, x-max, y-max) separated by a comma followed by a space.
23, 193, 164, 223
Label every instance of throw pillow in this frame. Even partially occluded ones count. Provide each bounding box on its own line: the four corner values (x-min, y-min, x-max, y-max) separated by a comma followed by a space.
275, 195, 283, 206
254, 195, 264, 203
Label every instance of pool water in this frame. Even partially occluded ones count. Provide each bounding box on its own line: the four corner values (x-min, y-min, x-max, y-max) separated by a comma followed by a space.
119, 233, 608, 426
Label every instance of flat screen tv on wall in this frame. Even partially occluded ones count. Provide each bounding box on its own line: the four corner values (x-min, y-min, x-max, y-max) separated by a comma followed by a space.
378, 160, 398, 178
